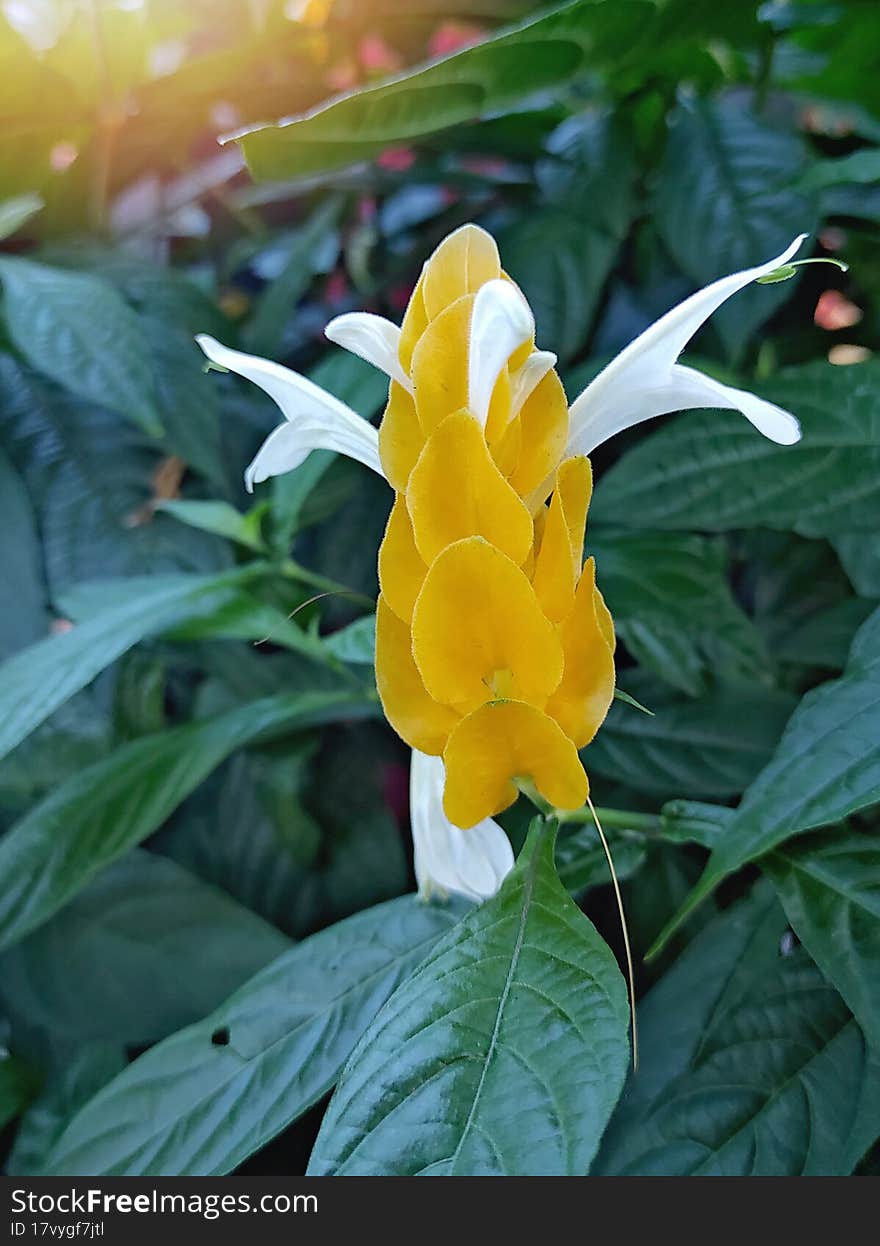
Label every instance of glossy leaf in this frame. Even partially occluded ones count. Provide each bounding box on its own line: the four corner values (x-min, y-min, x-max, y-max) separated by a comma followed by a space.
309, 819, 629, 1175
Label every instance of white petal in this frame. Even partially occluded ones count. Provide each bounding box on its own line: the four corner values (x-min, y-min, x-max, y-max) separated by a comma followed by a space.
197, 335, 383, 490
567, 234, 808, 455
324, 312, 412, 392
410, 751, 513, 903
468, 279, 534, 427
510, 349, 557, 416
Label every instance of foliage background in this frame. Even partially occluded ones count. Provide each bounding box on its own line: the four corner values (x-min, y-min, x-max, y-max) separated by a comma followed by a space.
0, 0, 878, 1176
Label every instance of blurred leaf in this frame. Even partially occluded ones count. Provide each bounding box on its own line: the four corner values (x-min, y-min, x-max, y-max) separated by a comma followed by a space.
0, 849, 290, 1047
767, 830, 880, 1050
651, 605, 880, 954
593, 360, 880, 537
555, 824, 646, 895
0, 192, 43, 240
237, 0, 654, 180
775, 596, 876, 668
0, 446, 47, 659
324, 613, 375, 665
0, 566, 260, 764
654, 96, 814, 361
596, 886, 880, 1175
584, 678, 797, 800
0, 1046, 38, 1130
799, 149, 880, 192
0, 686, 374, 952
0, 257, 161, 435
6, 1041, 126, 1177
834, 532, 880, 598
157, 499, 267, 553
44, 894, 466, 1176
308, 820, 629, 1176
590, 531, 771, 694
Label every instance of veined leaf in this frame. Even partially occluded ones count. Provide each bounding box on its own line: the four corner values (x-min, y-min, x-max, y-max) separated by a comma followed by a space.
649, 605, 880, 956
596, 886, 880, 1175
0, 687, 374, 952
654, 96, 814, 361
43, 895, 465, 1176
236, 1, 653, 180
0, 447, 47, 660
593, 360, 880, 537
766, 830, 880, 1050
308, 819, 629, 1176
0, 256, 161, 435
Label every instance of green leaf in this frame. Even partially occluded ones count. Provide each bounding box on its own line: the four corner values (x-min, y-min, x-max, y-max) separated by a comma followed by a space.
775, 596, 876, 668
0, 192, 43, 241
157, 499, 267, 553
324, 613, 375, 665
834, 531, 880, 598
236, 0, 653, 180
585, 679, 797, 800
654, 96, 814, 361
43, 895, 465, 1176
308, 819, 629, 1175
590, 532, 771, 694
593, 360, 880, 538
649, 605, 880, 956
0, 256, 162, 435
798, 148, 880, 192
555, 825, 646, 896
0, 850, 290, 1047
0, 447, 47, 660
0, 567, 260, 765
596, 886, 880, 1175
766, 830, 880, 1051
0, 687, 373, 952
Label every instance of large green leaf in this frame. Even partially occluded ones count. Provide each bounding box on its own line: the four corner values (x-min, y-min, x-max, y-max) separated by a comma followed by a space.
649, 605, 880, 955
0, 850, 290, 1046
0, 257, 161, 435
236, 0, 653, 180
766, 830, 880, 1051
654, 96, 813, 361
0, 1047, 38, 1131
43, 895, 465, 1176
592, 360, 880, 537
585, 679, 796, 800
308, 819, 629, 1175
0, 687, 373, 952
0, 567, 259, 764
590, 532, 771, 694
596, 886, 880, 1175
834, 531, 880, 598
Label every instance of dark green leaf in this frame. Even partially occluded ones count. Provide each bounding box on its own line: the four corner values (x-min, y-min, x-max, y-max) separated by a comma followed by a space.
0, 850, 290, 1046
308, 819, 629, 1175
593, 360, 880, 537
0, 257, 161, 435
0, 446, 47, 659
650, 605, 880, 955
767, 829, 880, 1050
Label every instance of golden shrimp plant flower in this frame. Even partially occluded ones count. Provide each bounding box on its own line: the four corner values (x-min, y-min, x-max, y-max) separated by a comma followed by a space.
198, 224, 805, 899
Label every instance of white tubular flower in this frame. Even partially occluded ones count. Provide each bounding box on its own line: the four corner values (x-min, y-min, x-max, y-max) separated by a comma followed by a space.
195, 334, 383, 491
410, 752, 514, 903
468, 278, 535, 427
324, 312, 412, 392
566, 235, 808, 457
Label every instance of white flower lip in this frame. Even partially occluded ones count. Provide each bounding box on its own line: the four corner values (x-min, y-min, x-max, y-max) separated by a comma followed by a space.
196, 334, 384, 490
566, 234, 808, 456
410, 751, 513, 902
468, 278, 535, 427
324, 311, 412, 393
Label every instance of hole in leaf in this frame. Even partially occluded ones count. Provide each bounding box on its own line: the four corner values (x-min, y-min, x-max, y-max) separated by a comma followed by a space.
211, 1026, 230, 1047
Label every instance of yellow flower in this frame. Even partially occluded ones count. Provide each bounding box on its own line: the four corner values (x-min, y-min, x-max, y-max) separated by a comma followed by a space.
369, 226, 614, 826
198, 224, 806, 890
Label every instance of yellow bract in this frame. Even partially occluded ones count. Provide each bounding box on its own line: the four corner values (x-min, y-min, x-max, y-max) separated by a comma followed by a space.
374, 223, 616, 827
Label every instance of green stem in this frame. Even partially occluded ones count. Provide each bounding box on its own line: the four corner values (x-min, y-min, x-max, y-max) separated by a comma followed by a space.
553, 805, 663, 835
